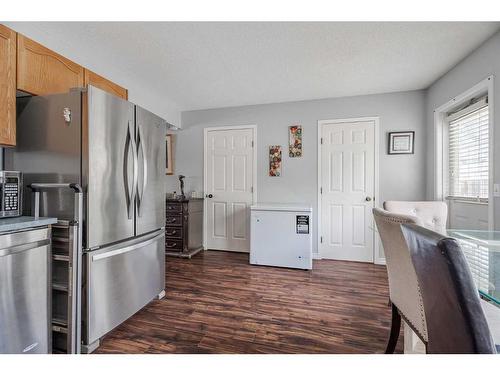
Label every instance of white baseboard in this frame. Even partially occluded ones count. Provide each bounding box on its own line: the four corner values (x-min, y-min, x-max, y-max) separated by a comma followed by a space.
313, 253, 382, 263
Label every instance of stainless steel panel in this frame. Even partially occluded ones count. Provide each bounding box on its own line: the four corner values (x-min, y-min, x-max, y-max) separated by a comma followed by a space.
5, 92, 82, 221
0, 227, 50, 249
0, 227, 51, 354
135, 106, 167, 235
30, 183, 83, 354
83, 229, 165, 344
188, 200, 204, 250
86, 86, 136, 248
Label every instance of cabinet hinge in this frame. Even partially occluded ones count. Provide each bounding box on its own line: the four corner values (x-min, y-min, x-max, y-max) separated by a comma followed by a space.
251, 140, 254, 147
251, 186, 254, 193
320, 187, 323, 194
320, 236, 323, 244
321, 137, 323, 145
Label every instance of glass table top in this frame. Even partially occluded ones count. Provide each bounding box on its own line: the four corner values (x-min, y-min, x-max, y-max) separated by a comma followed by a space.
447, 230, 500, 306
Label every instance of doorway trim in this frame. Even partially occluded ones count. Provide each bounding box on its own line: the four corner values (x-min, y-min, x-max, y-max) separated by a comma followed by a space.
317, 117, 381, 264
203, 124, 258, 250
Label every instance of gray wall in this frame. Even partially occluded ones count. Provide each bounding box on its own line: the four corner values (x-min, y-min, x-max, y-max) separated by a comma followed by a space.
426, 31, 500, 229
170, 90, 427, 255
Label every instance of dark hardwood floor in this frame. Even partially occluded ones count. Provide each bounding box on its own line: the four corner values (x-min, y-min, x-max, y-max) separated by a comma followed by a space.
95, 250, 403, 354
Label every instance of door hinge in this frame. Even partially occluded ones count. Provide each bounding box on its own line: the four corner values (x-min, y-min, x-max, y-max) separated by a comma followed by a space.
320, 187, 323, 194
251, 140, 254, 147
320, 137, 323, 145
251, 186, 254, 193
320, 236, 323, 243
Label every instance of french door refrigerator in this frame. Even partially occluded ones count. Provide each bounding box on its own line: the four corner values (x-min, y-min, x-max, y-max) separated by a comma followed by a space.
6, 85, 167, 353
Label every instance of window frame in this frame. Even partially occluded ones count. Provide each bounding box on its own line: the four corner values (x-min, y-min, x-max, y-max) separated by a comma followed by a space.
433, 76, 494, 231
445, 100, 489, 203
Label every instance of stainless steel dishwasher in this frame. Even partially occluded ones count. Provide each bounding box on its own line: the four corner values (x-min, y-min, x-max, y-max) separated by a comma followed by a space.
0, 227, 51, 354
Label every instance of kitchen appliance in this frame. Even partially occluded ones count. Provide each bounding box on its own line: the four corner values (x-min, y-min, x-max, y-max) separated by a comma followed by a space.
0, 226, 51, 353
0, 171, 22, 218
250, 203, 313, 270
6, 85, 168, 353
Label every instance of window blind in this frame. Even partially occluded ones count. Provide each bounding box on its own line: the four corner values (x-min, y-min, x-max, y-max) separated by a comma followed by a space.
448, 103, 489, 201
460, 240, 490, 295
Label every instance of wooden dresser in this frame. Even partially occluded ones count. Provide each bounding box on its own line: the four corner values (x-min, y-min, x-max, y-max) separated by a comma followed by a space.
165, 198, 203, 258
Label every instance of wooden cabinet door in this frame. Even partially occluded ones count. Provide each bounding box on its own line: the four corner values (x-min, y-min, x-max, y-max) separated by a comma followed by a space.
0, 25, 16, 146
17, 34, 84, 95
84, 69, 128, 100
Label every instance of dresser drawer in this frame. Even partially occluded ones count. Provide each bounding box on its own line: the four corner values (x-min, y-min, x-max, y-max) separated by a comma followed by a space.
165, 239, 183, 252
166, 202, 183, 213
165, 226, 182, 239
165, 214, 182, 226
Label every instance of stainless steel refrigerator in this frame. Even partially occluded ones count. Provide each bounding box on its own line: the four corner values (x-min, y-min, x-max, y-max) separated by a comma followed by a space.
6, 85, 167, 353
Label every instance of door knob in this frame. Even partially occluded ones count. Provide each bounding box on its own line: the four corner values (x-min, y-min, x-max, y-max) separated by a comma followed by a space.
365, 197, 372, 202
206, 194, 213, 198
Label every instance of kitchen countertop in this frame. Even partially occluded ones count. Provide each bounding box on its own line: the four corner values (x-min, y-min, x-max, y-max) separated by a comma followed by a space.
0, 216, 58, 233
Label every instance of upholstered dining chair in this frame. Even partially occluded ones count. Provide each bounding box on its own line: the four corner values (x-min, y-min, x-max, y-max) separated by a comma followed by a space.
383, 201, 447, 234
401, 224, 497, 353
372, 208, 427, 353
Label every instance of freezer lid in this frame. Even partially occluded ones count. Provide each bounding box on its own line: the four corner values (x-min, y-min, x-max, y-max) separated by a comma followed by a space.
250, 203, 312, 212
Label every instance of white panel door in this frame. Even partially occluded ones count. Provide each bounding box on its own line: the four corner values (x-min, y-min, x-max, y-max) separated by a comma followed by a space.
205, 128, 254, 252
320, 120, 375, 262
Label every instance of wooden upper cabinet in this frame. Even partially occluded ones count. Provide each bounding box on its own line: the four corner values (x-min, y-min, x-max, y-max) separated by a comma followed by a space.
0, 25, 17, 146
17, 34, 84, 95
84, 69, 128, 100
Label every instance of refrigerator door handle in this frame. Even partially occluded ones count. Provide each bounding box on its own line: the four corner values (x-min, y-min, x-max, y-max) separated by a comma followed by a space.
136, 123, 148, 217
91, 230, 164, 261
131, 122, 139, 210
124, 121, 138, 219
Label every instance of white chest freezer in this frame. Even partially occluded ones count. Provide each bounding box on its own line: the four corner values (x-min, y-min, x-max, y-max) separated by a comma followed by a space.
250, 203, 313, 270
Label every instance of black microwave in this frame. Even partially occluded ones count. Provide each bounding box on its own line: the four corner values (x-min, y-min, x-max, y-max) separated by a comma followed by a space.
0, 171, 22, 218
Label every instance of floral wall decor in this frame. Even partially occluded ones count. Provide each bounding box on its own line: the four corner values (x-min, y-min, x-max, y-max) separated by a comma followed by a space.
269, 145, 282, 177
289, 125, 303, 157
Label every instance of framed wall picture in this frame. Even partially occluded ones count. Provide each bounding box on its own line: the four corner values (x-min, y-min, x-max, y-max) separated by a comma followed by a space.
289, 125, 303, 157
269, 145, 282, 176
166, 134, 174, 175
388, 131, 414, 154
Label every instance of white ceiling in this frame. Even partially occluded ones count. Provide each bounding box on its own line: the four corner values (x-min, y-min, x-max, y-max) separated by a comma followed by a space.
8, 22, 500, 111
